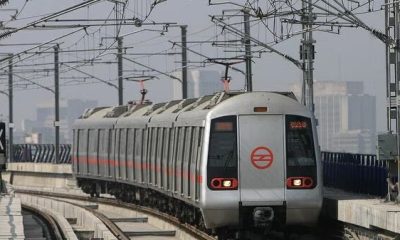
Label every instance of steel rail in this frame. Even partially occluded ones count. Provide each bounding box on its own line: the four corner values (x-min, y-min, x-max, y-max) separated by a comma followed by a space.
21, 204, 64, 240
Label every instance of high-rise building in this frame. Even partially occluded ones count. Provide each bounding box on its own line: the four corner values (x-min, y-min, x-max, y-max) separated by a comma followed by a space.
291, 81, 376, 154
20, 99, 98, 144
172, 70, 222, 99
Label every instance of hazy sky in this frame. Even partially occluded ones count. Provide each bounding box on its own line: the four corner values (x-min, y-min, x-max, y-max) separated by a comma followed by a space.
0, 0, 387, 132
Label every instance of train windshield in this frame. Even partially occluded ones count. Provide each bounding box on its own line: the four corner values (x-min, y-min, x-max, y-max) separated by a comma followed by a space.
208, 116, 237, 168
286, 115, 316, 167
207, 116, 238, 189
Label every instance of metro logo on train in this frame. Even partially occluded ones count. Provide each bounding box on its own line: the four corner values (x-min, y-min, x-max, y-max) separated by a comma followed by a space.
250, 146, 274, 169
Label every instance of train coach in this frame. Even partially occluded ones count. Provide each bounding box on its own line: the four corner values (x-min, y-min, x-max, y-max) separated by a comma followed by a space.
72, 91, 323, 239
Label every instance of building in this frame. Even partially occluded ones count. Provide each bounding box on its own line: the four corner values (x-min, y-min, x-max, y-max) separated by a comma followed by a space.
291, 81, 376, 154
172, 70, 222, 99
20, 99, 98, 144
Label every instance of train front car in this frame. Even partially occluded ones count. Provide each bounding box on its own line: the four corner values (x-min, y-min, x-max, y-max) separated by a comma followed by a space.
201, 92, 322, 238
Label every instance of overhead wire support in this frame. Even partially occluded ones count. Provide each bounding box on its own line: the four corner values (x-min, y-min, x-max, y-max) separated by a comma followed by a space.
122, 56, 181, 82
211, 16, 302, 69
118, 37, 123, 105
61, 63, 118, 89
0, 0, 102, 40
169, 40, 246, 76
54, 45, 60, 164
0, 27, 84, 71
8, 54, 12, 163
181, 25, 188, 99
243, 9, 253, 92
12, 73, 54, 93
301, 0, 316, 112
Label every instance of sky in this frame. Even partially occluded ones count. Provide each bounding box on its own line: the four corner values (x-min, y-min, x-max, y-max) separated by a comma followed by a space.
0, 0, 388, 133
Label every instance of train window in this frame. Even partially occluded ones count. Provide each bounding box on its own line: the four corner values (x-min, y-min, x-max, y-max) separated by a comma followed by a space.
174, 127, 182, 192
162, 128, 169, 189
110, 130, 115, 175
157, 128, 164, 187
98, 129, 105, 176
75, 129, 80, 173
153, 128, 159, 185
195, 127, 204, 200
120, 129, 127, 179
78, 129, 87, 155
73, 130, 77, 168
120, 129, 127, 157
184, 127, 193, 196
89, 130, 98, 157
131, 129, 136, 179
140, 129, 147, 183
127, 129, 134, 156
207, 116, 237, 168
286, 115, 315, 167
98, 130, 104, 154
207, 116, 238, 190
134, 129, 142, 181
168, 128, 175, 191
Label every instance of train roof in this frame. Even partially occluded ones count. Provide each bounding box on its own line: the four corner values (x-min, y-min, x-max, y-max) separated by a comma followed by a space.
73, 91, 307, 129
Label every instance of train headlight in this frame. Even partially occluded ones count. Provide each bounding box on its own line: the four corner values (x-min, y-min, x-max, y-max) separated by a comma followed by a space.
222, 180, 232, 187
286, 177, 314, 189
293, 179, 302, 186
209, 178, 238, 190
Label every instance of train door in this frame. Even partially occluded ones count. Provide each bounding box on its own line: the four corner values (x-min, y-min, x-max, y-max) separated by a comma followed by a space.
238, 115, 285, 204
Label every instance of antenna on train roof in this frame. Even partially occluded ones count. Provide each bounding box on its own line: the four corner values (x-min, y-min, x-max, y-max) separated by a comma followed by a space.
139, 80, 148, 105
125, 75, 158, 104
206, 58, 245, 93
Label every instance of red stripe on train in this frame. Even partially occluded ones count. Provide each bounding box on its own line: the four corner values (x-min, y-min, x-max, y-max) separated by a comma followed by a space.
73, 156, 203, 183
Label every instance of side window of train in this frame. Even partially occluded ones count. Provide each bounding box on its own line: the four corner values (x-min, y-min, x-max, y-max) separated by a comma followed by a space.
168, 127, 174, 191
98, 129, 104, 155
110, 129, 115, 162
120, 129, 127, 160
78, 129, 86, 155
88, 129, 97, 159
75, 129, 80, 172
127, 129, 134, 158
195, 127, 204, 200
174, 127, 181, 192
135, 129, 141, 164
73, 129, 77, 162
107, 129, 111, 159
162, 127, 168, 188
72, 129, 76, 157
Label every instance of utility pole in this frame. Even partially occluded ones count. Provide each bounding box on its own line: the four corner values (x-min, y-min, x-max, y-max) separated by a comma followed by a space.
243, 9, 253, 92
301, 0, 315, 113
54, 45, 60, 164
380, 0, 400, 201
181, 25, 188, 99
117, 37, 123, 105
8, 54, 13, 162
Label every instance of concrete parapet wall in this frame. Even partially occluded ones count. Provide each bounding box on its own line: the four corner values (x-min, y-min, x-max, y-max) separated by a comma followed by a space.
6, 163, 72, 174
323, 188, 400, 234
3, 163, 78, 192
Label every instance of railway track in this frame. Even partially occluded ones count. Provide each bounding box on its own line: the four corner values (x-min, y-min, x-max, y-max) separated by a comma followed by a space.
22, 204, 64, 240
15, 189, 345, 240
15, 189, 215, 240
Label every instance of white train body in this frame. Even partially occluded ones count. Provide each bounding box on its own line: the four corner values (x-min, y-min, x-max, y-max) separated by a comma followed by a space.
72, 91, 322, 234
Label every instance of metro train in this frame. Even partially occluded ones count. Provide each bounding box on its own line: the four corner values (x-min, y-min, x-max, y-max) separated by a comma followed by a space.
72, 91, 323, 239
